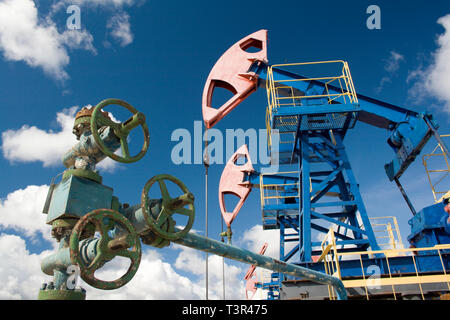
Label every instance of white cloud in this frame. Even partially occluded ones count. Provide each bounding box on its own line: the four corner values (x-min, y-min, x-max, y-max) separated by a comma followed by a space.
0, 184, 206, 300
0, 233, 53, 299
0, 0, 95, 81
107, 12, 134, 47
0, 0, 69, 80
376, 50, 405, 93
1, 107, 118, 172
1, 107, 79, 167
60, 29, 97, 54
240, 224, 280, 259
50, 0, 142, 49
408, 14, 450, 115
0, 231, 246, 300
384, 51, 404, 73
173, 245, 246, 299
0, 0, 144, 79
51, 0, 139, 13
83, 247, 207, 299
0, 185, 53, 244
174, 245, 204, 276
0, 184, 245, 300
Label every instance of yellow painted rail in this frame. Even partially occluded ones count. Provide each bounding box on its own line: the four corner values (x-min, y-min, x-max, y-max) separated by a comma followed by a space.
265, 60, 358, 149
318, 227, 450, 300
422, 134, 450, 203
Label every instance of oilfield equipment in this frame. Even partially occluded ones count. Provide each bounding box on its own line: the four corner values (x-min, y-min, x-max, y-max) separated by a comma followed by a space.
37, 28, 450, 300
37, 98, 348, 300
205, 30, 450, 300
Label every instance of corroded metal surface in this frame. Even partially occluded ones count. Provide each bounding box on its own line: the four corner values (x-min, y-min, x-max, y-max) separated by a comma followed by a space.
39, 98, 152, 299
73, 106, 111, 139
38, 287, 86, 300
69, 209, 141, 290
141, 174, 195, 241
91, 98, 150, 163
62, 126, 121, 170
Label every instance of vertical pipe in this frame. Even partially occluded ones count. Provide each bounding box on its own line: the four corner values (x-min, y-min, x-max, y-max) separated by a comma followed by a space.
280, 219, 285, 261
301, 135, 311, 262
204, 129, 209, 300
221, 216, 226, 300
334, 134, 380, 251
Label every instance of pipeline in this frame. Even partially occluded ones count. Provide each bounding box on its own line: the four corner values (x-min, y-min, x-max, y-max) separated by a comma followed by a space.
173, 228, 348, 300
44, 199, 347, 299
118, 203, 348, 299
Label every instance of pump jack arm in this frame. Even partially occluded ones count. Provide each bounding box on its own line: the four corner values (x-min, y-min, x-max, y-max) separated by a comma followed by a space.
250, 61, 445, 182
202, 29, 447, 182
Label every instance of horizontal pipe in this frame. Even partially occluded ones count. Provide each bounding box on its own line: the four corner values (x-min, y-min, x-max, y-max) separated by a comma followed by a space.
42, 223, 347, 298
41, 238, 98, 276
173, 229, 347, 300
41, 246, 72, 276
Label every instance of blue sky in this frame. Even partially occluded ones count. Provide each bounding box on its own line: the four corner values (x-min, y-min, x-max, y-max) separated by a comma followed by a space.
0, 0, 449, 299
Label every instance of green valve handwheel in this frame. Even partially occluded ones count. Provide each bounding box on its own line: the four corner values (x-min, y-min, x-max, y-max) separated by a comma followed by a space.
91, 98, 150, 163
70, 209, 142, 290
141, 174, 195, 241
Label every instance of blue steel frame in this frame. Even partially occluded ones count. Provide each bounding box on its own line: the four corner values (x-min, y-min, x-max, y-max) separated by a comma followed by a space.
244, 60, 449, 298
255, 62, 381, 265
298, 132, 380, 262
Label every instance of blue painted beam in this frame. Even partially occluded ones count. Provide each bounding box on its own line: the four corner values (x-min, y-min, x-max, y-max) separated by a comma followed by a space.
256, 63, 420, 128
259, 62, 439, 180
311, 201, 357, 208
310, 211, 367, 235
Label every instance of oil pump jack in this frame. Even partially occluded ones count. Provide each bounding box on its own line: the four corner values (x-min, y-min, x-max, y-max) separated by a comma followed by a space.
38, 98, 348, 300
207, 30, 450, 299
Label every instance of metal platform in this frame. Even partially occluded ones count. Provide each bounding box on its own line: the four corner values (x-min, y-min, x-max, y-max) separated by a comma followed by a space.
281, 227, 450, 300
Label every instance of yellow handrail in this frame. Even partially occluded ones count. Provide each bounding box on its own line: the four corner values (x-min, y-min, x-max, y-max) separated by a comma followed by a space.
422, 134, 450, 203
265, 60, 359, 149
369, 216, 404, 251
259, 171, 300, 209
318, 227, 450, 300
